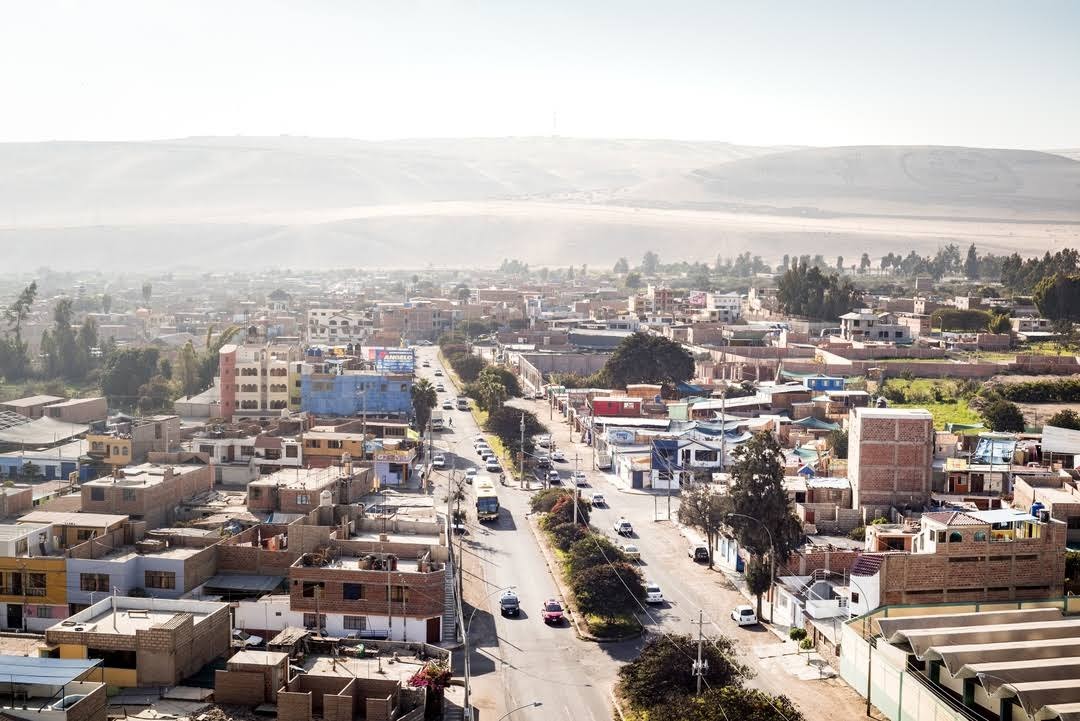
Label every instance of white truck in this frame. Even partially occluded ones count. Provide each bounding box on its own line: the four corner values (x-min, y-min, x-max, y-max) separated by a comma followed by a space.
430, 410, 444, 431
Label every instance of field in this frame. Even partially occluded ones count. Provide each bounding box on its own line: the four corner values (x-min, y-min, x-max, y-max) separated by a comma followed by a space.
882, 378, 983, 429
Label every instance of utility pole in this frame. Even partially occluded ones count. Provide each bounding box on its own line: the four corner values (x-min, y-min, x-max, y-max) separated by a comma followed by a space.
519, 412, 525, 481
693, 609, 706, 695
573, 453, 581, 526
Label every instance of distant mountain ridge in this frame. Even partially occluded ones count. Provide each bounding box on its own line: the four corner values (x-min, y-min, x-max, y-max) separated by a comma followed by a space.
2, 136, 1078, 270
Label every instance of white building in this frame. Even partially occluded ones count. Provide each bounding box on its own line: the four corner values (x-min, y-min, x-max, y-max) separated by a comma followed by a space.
694, 292, 742, 323
307, 309, 370, 345
839, 310, 910, 343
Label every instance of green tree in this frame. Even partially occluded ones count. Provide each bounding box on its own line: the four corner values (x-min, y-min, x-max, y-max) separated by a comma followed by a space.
157, 357, 173, 380
566, 535, 628, 576
483, 406, 547, 460
775, 262, 861, 321
982, 399, 1026, 433
619, 634, 751, 710
0, 281, 38, 380
1034, 273, 1080, 325
474, 377, 508, 412
572, 562, 644, 619
101, 293, 112, 314
987, 312, 1012, 335
603, 332, 694, 389
530, 487, 571, 513
546, 493, 591, 527
45, 298, 86, 379
930, 308, 993, 332
677, 485, 729, 568
198, 325, 242, 390
448, 353, 485, 383
828, 428, 848, 459
624, 271, 643, 289
641, 251, 660, 274
613, 257, 629, 274
101, 347, 160, 409
964, 243, 980, 279
176, 340, 201, 397
1046, 409, 1080, 431
836, 255, 844, 270
646, 686, 805, 721
860, 253, 871, 272
727, 431, 803, 620
411, 378, 438, 432
141, 282, 152, 307
20, 462, 42, 480
547, 521, 589, 551
137, 374, 172, 412
477, 365, 521, 397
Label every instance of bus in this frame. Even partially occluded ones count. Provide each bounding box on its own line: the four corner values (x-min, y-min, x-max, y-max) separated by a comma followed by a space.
475, 478, 500, 522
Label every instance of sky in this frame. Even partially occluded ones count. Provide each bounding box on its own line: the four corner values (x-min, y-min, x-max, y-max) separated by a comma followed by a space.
0, 0, 1078, 149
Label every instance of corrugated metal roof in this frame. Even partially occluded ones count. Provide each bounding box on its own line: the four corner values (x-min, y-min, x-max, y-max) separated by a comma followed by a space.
0, 656, 99, 685
204, 575, 286, 593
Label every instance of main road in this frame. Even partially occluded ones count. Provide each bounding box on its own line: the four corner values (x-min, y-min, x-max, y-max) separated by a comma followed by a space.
414, 346, 865, 721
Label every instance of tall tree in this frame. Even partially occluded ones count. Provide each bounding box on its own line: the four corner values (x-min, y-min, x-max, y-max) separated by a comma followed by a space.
1034, 273, 1080, 325
613, 257, 629, 274
176, 340, 201, 397
141, 282, 153, 307
483, 406, 547, 460
101, 347, 160, 409
982, 399, 1026, 433
571, 562, 644, 620
624, 272, 643, 289
101, 293, 112, 314
860, 253, 871, 272
726, 431, 803, 620
775, 262, 862, 321
411, 378, 438, 432
0, 281, 37, 380
1046, 408, 1080, 431
618, 634, 750, 710
641, 251, 660, 274
677, 485, 729, 567
835, 255, 844, 271
603, 332, 694, 389
964, 243, 980, 279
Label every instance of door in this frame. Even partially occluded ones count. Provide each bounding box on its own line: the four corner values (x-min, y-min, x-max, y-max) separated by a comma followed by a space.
7, 603, 22, 631
426, 617, 441, 643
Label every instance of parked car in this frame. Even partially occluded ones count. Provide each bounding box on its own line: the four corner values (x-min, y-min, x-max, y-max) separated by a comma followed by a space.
688, 544, 709, 562
551, 450, 566, 462
442, 401, 453, 410
572, 471, 588, 486
435, 383, 446, 392
536, 436, 552, 449
434, 369, 443, 376
536, 454, 551, 468
590, 492, 606, 507
465, 468, 477, 483
731, 604, 758, 626
233, 629, 264, 647
619, 543, 641, 560
422, 360, 430, 367
541, 599, 564, 624
499, 590, 520, 617
644, 583, 663, 604
485, 459, 501, 473
613, 517, 633, 536
475, 444, 491, 456
433, 455, 447, 470
546, 469, 561, 484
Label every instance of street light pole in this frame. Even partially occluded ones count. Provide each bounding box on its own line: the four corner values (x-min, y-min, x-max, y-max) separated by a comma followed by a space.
726, 512, 775, 623
496, 701, 542, 721
519, 412, 525, 481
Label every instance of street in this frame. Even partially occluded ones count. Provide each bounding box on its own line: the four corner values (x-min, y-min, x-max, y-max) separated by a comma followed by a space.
415, 347, 866, 721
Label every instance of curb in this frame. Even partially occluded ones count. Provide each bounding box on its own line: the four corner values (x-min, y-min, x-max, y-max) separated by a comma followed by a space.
525, 514, 642, 644
609, 684, 629, 721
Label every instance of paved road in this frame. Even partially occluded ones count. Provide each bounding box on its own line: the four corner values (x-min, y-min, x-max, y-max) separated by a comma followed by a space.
416, 348, 628, 721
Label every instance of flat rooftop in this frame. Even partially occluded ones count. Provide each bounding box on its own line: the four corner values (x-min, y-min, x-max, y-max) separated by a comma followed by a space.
51, 596, 226, 637
90, 544, 206, 562
18, 511, 129, 528
349, 529, 441, 546
0, 395, 65, 408
249, 467, 341, 490
327, 556, 424, 573
854, 407, 933, 420
82, 463, 205, 488
0, 523, 49, 542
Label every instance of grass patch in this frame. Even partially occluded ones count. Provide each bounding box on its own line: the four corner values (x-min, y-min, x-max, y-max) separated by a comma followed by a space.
893, 400, 981, 429
585, 613, 642, 638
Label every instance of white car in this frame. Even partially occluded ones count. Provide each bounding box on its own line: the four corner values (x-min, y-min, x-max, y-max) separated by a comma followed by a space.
572, 471, 588, 486
619, 543, 641, 560
546, 469, 561, 484
442, 401, 453, 410
434, 369, 443, 376
435, 383, 446, 392
613, 517, 633, 536
590, 492, 606, 506
475, 444, 491, 456
485, 459, 501, 472
233, 629, 264, 647
536, 436, 552, 449
432, 455, 447, 470
551, 450, 566, 462
464, 468, 478, 483
644, 583, 663, 604
731, 604, 758, 626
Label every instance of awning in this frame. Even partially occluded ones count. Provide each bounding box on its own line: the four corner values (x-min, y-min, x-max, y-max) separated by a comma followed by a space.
944, 422, 984, 434
791, 417, 840, 431
0, 656, 100, 685
204, 574, 286, 593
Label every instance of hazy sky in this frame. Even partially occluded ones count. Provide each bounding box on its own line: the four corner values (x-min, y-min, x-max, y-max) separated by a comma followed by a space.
1, 1, 1078, 148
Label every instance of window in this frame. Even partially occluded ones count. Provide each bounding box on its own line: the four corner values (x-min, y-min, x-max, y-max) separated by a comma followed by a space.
90, 487, 105, 501
145, 571, 176, 589
286, 446, 298, 458
296, 494, 310, 505
389, 586, 409, 602
87, 648, 136, 669
949, 531, 963, 543
1068, 517, 1080, 530
850, 592, 860, 604
303, 613, 326, 628
80, 574, 110, 592
974, 531, 988, 542
121, 447, 128, 456
122, 489, 136, 502
301, 581, 324, 598
241, 446, 256, 456
26, 573, 47, 597
343, 583, 364, 600
328, 440, 343, 449
344, 615, 366, 630
76, 529, 95, 542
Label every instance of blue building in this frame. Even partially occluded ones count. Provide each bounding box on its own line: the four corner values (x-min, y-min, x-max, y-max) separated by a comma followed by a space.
301, 371, 413, 417
804, 374, 845, 392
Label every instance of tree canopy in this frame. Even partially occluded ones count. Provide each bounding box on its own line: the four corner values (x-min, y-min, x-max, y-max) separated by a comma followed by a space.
1034, 273, 1080, 325
483, 406, 547, 460
930, 308, 993, 332
1046, 409, 1080, 431
603, 332, 694, 389
775, 262, 861, 321
572, 561, 644, 619
618, 634, 750, 710
647, 687, 805, 721
982, 399, 1026, 433
411, 379, 438, 432
677, 485, 729, 567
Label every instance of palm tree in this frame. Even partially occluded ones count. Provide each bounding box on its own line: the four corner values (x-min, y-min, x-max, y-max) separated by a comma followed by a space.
477, 378, 508, 412
412, 379, 438, 432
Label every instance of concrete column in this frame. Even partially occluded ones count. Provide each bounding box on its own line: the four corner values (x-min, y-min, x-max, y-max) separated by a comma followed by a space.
929, 660, 941, 684
962, 678, 975, 707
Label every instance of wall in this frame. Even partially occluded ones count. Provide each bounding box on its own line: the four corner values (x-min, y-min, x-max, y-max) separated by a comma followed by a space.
214, 669, 267, 705
277, 690, 312, 721
849, 410, 934, 509
301, 373, 412, 416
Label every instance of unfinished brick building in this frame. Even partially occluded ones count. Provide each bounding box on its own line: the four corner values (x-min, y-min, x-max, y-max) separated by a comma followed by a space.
847, 407, 934, 511
80, 462, 214, 530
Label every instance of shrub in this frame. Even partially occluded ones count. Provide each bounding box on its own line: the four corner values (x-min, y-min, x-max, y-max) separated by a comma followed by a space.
566, 535, 627, 576
848, 526, 867, 541
548, 521, 589, 551
789, 627, 807, 642
548, 493, 591, 527
799, 637, 814, 651
530, 488, 569, 513
572, 562, 644, 619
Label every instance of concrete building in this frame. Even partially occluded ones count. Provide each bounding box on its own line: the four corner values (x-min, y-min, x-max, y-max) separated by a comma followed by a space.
246, 466, 374, 516
306, 309, 371, 345
0, 657, 107, 721
80, 462, 214, 530
847, 407, 934, 510
697, 292, 742, 323
300, 369, 412, 417
839, 310, 911, 343
44, 397, 108, 425
0, 523, 67, 631
219, 342, 301, 422
45, 596, 231, 688
0, 395, 65, 419
86, 415, 181, 467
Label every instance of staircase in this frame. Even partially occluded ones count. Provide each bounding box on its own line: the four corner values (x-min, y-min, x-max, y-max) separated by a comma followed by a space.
442, 560, 458, 643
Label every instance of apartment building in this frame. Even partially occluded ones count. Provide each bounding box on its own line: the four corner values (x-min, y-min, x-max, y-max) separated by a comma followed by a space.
299, 368, 412, 417
219, 342, 301, 422
45, 597, 231, 688
86, 415, 181, 467
306, 308, 371, 345
80, 463, 214, 530
852, 508, 1067, 613
697, 292, 742, 323
839, 310, 911, 342
847, 407, 934, 510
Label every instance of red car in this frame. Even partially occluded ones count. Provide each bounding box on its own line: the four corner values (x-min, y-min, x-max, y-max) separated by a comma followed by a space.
541, 599, 564, 624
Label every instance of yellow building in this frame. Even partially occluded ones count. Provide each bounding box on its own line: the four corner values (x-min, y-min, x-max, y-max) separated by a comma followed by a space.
0, 524, 67, 632
86, 432, 133, 466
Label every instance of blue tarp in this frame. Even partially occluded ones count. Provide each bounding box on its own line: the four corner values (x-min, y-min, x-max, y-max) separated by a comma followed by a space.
677, 382, 707, 396
0, 657, 99, 685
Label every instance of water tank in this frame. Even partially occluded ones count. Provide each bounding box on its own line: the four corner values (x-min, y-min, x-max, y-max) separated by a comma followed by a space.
1030, 501, 1045, 517
1039, 508, 1051, 523
319, 490, 333, 507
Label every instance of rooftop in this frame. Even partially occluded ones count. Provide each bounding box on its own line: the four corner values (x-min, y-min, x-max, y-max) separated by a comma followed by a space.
18, 511, 129, 528
49, 596, 226, 637
82, 463, 205, 488
249, 466, 342, 490
853, 407, 933, 420
0, 395, 65, 408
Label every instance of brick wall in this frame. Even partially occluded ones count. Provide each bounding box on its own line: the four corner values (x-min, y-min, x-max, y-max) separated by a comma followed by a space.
289, 564, 446, 618
81, 465, 214, 529
66, 683, 107, 721
784, 547, 860, 576
277, 691, 312, 721
214, 669, 267, 705
849, 410, 934, 508
183, 544, 220, 592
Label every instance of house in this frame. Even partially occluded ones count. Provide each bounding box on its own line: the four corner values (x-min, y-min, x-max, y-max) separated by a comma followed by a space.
0, 396, 65, 419
849, 508, 1067, 614
0, 657, 107, 721
839, 310, 910, 343
44, 596, 231, 688
44, 397, 108, 424
847, 408, 934, 511
306, 309, 371, 345
80, 462, 215, 530
86, 415, 181, 466
247, 466, 374, 515
0, 523, 67, 631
